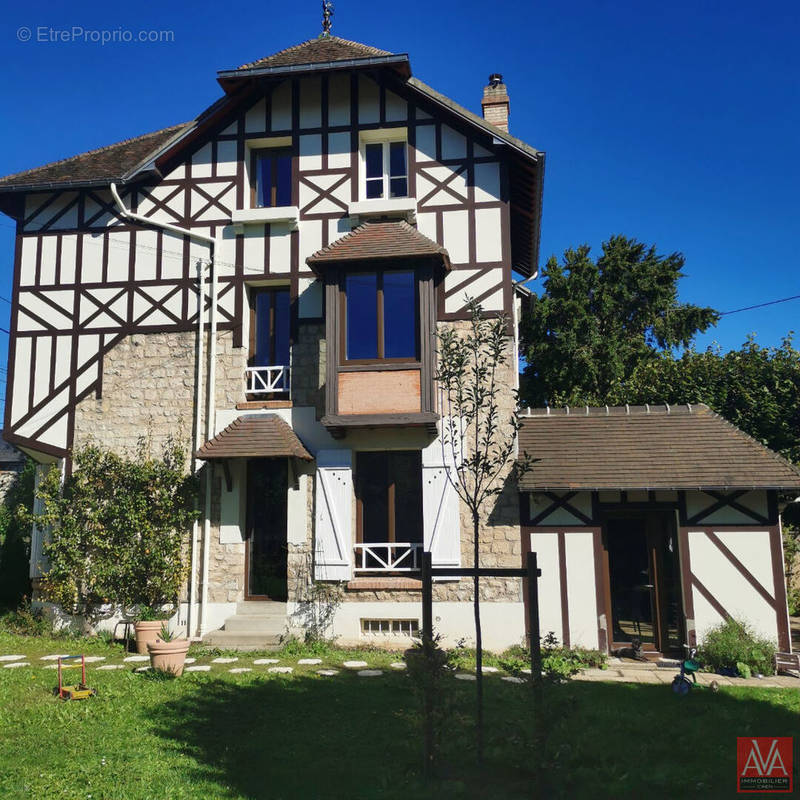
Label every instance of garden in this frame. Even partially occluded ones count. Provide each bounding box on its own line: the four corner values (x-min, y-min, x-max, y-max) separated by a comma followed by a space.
1, 616, 799, 800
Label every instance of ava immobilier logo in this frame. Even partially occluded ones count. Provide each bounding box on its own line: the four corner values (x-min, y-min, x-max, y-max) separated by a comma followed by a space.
737, 737, 793, 793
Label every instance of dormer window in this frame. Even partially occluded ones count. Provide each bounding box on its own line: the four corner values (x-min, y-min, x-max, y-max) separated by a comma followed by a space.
251, 147, 292, 208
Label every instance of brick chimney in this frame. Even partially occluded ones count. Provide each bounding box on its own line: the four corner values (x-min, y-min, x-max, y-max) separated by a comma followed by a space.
481, 73, 510, 132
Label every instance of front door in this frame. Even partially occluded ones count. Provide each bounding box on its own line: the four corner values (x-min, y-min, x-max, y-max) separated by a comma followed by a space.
602, 512, 682, 654
245, 458, 288, 601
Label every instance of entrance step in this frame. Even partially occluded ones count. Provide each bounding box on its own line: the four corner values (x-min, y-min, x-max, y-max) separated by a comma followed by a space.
201, 601, 288, 651
224, 615, 286, 634
236, 601, 287, 616
202, 630, 283, 651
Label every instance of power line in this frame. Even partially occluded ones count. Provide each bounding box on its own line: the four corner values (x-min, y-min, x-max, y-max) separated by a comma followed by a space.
720, 294, 800, 316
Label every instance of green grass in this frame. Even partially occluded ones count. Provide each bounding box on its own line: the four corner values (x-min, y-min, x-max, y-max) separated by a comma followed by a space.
0, 631, 798, 799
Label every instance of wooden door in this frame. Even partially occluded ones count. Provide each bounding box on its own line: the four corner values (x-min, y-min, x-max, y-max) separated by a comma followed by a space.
245, 458, 288, 601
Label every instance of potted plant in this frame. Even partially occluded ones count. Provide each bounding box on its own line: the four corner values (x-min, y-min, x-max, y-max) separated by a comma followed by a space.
134, 607, 172, 655
148, 623, 191, 675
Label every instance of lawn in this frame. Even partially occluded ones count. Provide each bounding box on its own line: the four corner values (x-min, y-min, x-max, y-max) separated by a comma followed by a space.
0, 631, 797, 799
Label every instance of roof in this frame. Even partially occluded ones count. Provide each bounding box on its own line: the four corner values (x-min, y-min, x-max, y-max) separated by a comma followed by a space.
237, 36, 392, 71
0, 124, 191, 192
0, 433, 25, 464
306, 220, 451, 268
195, 415, 313, 461
517, 404, 800, 492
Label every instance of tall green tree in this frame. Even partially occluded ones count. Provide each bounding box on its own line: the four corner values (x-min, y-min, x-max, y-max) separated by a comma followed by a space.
520, 235, 719, 407
610, 336, 800, 464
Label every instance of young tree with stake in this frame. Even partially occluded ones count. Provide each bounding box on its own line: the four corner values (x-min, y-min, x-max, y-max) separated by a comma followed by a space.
436, 298, 530, 763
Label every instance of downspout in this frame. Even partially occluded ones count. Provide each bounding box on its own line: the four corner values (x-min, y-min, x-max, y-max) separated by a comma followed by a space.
511, 274, 536, 459
200, 245, 218, 638
110, 183, 219, 640
188, 259, 205, 640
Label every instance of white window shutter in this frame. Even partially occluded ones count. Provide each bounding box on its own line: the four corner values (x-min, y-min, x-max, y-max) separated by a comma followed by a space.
314, 450, 352, 581
422, 461, 461, 567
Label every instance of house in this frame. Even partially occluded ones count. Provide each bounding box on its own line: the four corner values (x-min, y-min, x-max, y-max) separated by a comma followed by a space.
1, 30, 796, 658
518, 404, 799, 656
0, 32, 543, 650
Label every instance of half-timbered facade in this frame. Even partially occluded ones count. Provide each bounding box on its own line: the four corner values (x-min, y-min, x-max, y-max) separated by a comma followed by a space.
0, 35, 542, 648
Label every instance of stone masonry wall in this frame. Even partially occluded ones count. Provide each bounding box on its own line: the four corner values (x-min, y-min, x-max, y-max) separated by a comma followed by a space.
291, 322, 326, 417
73, 329, 246, 458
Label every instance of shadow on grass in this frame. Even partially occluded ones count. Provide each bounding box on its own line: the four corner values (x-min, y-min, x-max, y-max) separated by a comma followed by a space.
148, 674, 799, 799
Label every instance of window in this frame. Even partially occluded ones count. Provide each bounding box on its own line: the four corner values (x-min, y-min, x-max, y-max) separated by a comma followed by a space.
356, 451, 423, 545
251, 148, 292, 208
363, 140, 407, 200
249, 287, 290, 368
343, 270, 417, 361
361, 619, 420, 637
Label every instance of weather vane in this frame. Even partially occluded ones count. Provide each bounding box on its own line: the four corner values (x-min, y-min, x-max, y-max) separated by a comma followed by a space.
322, 1, 334, 36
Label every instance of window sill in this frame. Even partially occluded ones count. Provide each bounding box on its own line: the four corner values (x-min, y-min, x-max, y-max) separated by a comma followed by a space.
348, 197, 417, 222
231, 206, 299, 232
347, 577, 422, 591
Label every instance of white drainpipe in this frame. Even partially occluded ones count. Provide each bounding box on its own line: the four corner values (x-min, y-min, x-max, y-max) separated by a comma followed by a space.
110, 183, 219, 640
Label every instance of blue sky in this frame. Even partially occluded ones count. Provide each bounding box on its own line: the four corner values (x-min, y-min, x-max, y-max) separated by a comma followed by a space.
1, 0, 799, 397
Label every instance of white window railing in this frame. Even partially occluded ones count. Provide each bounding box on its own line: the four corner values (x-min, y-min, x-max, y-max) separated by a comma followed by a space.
245, 365, 290, 395
353, 543, 423, 573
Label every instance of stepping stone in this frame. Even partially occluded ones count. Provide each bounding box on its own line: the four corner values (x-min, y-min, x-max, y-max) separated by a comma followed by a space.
502, 676, 525, 684
254, 658, 280, 665
4, 662, 30, 668
43, 664, 59, 670
123, 655, 149, 663
40, 654, 70, 661
357, 670, 383, 677
134, 666, 151, 673
342, 660, 368, 669
0, 655, 25, 662
390, 662, 407, 669
212, 657, 238, 664
317, 669, 339, 676
83, 656, 106, 663
96, 664, 125, 670
185, 665, 211, 672
184, 658, 196, 664
480, 666, 499, 673
229, 668, 252, 674
455, 673, 477, 681
297, 658, 322, 665
268, 667, 293, 674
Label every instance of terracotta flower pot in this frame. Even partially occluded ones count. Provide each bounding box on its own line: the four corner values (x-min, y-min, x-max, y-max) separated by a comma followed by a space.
134, 620, 164, 655
147, 638, 191, 676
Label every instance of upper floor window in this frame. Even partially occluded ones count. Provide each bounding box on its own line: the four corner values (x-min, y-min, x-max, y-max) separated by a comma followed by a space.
363, 140, 407, 200
344, 270, 417, 362
249, 287, 290, 368
251, 148, 292, 208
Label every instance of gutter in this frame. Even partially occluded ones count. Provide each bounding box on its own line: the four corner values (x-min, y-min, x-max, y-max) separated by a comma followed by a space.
110, 182, 219, 642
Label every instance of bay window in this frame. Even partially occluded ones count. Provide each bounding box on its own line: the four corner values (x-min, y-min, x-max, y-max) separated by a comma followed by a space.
343, 269, 417, 362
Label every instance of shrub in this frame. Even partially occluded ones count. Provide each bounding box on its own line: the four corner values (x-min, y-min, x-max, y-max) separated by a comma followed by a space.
0, 599, 51, 637
32, 438, 197, 619
0, 459, 35, 608
540, 632, 607, 679
698, 618, 776, 676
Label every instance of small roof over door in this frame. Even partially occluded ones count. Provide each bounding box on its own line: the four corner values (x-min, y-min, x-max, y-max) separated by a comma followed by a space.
195, 414, 313, 461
